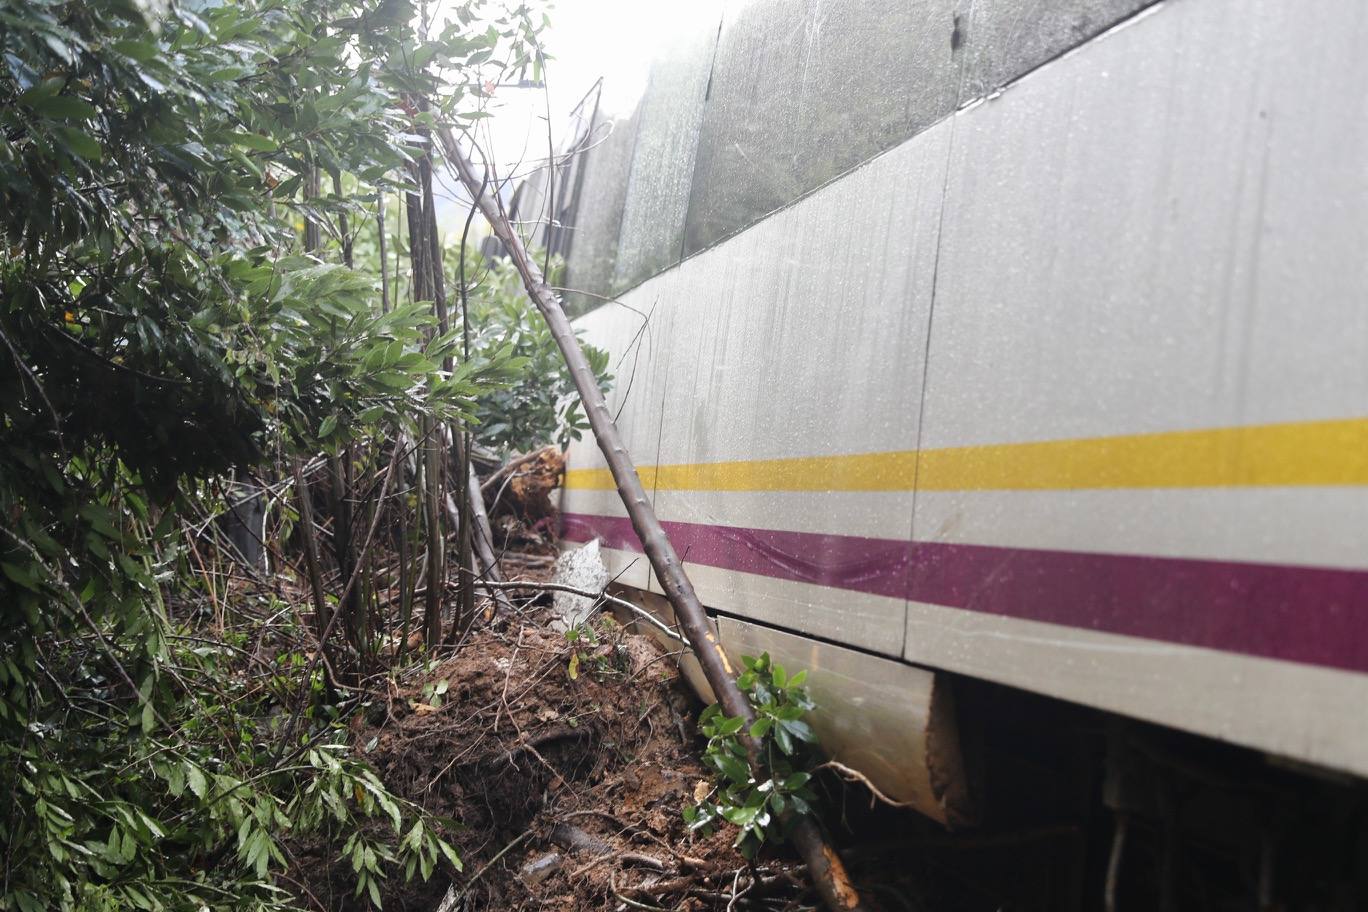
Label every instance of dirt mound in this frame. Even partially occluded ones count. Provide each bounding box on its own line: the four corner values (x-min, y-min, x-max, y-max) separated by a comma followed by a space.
502, 447, 563, 523
338, 609, 810, 911
486, 447, 566, 556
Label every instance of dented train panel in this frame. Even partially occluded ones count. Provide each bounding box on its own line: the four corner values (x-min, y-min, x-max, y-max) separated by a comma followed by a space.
555, 0, 1368, 807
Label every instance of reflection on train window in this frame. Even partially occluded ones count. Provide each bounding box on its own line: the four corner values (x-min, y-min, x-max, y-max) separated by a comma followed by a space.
611, 9, 718, 291
560, 110, 637, 316
682, 0, 960, 257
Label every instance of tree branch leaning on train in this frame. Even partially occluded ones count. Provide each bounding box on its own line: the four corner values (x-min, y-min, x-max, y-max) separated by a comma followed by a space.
437, 125, 871, 912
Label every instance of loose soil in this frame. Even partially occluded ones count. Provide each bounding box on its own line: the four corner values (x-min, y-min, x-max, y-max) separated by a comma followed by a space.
295, 591, 815, 911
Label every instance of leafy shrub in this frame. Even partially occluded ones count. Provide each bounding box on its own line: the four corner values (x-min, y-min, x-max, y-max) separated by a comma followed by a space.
0, 0, 544, 908
684, 653, 819, 858
464, 252, 612, 455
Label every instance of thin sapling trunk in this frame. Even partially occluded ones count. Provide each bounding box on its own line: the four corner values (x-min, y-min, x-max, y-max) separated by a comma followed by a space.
438, 128, 869, 912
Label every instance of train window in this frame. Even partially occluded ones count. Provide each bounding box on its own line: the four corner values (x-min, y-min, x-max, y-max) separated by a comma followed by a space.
958, 0, 1157, 100
506, 163, 551, 253
681, 0, 961, 258
611, 13, 719, 293
553, 0, 1163, 305
559, 107, 638, 316
525, 91, 592, 279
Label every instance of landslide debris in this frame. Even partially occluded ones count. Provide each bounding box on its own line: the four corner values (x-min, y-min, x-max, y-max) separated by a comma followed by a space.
296, 599, 811, 911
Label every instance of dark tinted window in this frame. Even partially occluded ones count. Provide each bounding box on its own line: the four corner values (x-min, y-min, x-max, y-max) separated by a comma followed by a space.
509, 162, 552, 252
681, 0, 964, 257
561, 108, 637, 314
611, 16, 719, 290
559, 0, 1164, 305
959, 0, 1158, 99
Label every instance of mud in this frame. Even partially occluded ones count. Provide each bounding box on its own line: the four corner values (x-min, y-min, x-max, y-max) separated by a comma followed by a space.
302, 599, 811, 912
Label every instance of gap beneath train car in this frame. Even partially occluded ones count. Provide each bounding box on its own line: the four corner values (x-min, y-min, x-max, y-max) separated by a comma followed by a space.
839, 676, 1368, 911
608, 589, 1368, 911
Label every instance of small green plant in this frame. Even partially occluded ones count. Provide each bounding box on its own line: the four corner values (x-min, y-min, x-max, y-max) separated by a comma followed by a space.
299, 745, 462, 907
684, 653, 819, 858
564, 615, 632, 681
418, 677, 450, 709
563, 619, 600, 681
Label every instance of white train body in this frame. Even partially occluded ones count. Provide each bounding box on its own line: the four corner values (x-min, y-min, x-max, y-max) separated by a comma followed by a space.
533, 0, 1368, 825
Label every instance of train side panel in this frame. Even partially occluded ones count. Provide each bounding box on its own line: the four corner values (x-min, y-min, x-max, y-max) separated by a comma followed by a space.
908, 0, 1368, 774
559, 0, 1368, 791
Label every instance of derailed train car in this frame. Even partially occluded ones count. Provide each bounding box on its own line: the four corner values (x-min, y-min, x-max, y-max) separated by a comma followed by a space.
528, 0, 1368, 904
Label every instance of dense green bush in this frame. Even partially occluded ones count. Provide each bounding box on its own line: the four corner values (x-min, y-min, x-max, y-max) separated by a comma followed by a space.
0, 0, 555, 908
464, 250, 612, 455
684, 653, 820, 859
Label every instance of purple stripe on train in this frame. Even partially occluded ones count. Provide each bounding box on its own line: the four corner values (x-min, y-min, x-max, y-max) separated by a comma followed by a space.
561, 512, 1368, 675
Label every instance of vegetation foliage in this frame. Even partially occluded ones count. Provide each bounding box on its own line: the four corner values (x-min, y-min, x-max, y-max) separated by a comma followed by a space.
464, 252, 610, 455
685, 653, 819, 859
0, 0, 608, 909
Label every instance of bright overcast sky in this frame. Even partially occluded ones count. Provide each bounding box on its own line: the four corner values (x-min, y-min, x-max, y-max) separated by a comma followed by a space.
484, 0, 652, 160
437, 0, 720, 230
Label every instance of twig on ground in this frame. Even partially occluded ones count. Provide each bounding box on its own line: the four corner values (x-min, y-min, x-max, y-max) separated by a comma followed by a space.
439, 830, 533, 911
470, 577, 690, 647
727, 868, 754, 912
813, 760, 916, 809
611, 872, 674, 912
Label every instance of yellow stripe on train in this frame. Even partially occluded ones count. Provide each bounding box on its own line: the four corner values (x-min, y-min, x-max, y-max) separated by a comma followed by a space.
561, 417, 1368, 492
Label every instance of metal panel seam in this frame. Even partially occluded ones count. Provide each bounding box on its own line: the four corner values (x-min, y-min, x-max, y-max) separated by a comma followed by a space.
904, 95, 964, 661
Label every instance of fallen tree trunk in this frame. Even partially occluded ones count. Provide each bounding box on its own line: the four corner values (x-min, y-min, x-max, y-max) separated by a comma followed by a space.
442, 458, 513, 615
480, 444, 559, 493
463, 458, 505, 592
438, 128, 869, 912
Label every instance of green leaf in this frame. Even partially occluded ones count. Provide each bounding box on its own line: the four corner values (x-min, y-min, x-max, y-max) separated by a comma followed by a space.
722, 806, 758, 826
375, 372, 414, 390
123, 885, 154, 910
185, 763, 207, 799
1, 562, 42, 592
249, 829, 270, 878
716, 754, 750, 785
436, 838, 463, 872
237, 818, 253, 853
112, 40, 160, 62
166, 763, 185, 797
55, 127, 103, 160
28, 94, 96, 121
227, 131, 279, 152
716, 715, 745, 736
